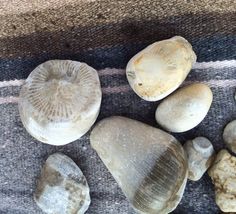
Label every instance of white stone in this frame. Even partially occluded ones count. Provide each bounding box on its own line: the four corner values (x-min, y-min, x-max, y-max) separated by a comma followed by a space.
18, 60, 102, 145
208, 150, 236, 212
184, 137, 215, 181
155, 83, 213, 133
126, 36, 196, 101
34, 153, 91, 214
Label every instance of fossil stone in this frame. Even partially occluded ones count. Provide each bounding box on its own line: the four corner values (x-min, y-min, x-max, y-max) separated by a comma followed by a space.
34, 153, 90, 214
90, 116, 188, 214
18, 60, 102, 145
126, 36, 196, 101
184, 137, 215, 181
155, 83, 213, 133
223, 120, 236, 153
208, 150, 236, 212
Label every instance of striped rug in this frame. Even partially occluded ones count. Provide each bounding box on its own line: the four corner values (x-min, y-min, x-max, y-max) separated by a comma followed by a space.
0, 0, 236, 213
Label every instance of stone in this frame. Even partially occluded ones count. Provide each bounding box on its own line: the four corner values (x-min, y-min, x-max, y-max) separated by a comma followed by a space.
155, 83, 213, 133
208, 150, 236, 212
184, 137, 215, 181
90, 116, 188, 214
34, 153, 91, 214
223, 120, 236, 153
126, 36, 196, 101
18, 60, 102, 146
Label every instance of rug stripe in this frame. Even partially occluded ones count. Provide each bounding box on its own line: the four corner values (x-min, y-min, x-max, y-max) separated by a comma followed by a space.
0, 60, 236, 89
1, 79, 236, 104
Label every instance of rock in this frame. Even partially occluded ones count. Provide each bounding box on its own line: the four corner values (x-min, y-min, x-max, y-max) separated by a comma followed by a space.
184, 137, 215, 181
34, 153, 91, 214
208, 150, 236, 212
126, 36, 196, 101
223, 120, 236, 153
155, 83, 213, 133
90, 116, 188, 214
18, 60, 102, 145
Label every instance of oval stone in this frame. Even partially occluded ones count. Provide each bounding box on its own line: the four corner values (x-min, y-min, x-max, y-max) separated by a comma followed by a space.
155, 83, 213, 133
90, 116, 188, 214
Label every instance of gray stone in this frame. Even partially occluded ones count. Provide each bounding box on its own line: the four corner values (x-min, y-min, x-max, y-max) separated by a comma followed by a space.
90, 116, 188, 214
34, 153, 90, 214
184, 137, 215, 181
223, 120, 236, 153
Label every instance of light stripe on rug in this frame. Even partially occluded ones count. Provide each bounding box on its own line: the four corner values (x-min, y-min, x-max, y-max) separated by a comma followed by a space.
0, 60, 235, 104
1, 79, 236, 104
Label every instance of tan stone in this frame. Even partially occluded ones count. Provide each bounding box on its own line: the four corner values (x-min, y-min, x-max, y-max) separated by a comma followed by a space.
155, 83, 213, 133
126, 36, 196, 101
208, 150, 236, 212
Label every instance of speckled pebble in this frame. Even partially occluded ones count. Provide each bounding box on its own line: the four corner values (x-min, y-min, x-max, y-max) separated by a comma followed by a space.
208, 150, 236, 212
34, 153, 91, 214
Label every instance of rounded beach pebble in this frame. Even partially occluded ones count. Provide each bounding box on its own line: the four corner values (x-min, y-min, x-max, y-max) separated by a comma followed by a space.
223, 120, 236, 153
34, 153, 91, 214
155, 83, 213, 132
184, 137, 215, 181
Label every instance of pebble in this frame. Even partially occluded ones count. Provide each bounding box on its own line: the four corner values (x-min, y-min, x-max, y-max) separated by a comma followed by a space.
90, 116, 188, 214
223, 120, 236, 153
184, 137, 215, 181
208, 150, 236, 212
34, 153, 91, 214
155, 83, 213, 132
126, 36, 196, 101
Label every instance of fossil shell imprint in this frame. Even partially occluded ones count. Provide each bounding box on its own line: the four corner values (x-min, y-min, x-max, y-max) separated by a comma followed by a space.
34, 153, 91, 214
155, 83, 213, 133
126, 36, 196, 101
90, 116, 188, 214
18, 60, 102, 145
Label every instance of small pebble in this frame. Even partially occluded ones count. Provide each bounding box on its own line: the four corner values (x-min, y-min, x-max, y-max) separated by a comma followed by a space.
208, 150, 236, 212
223, 120, 236, 153
184, 137, 215, 181
155, 83, 213, 132
34, 153, 91, 214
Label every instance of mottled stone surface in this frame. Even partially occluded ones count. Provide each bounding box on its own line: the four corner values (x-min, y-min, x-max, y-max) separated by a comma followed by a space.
34, 153, 90, 214
155, 83, 213, 133
126, 36, 196, 101
90, 116, 188, 214
223, 120, 236, 153
208, 150, 236, 212
184, 137, 215, 181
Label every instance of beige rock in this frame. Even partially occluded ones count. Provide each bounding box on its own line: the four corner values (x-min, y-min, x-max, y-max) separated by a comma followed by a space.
126, 36, 196, 101
223, 120, 236, 153
184, 137, 215, 181
155, 83, 213, 133
18, 60, 102, 145
208, 150, 236, 212
90, 116, 188, 214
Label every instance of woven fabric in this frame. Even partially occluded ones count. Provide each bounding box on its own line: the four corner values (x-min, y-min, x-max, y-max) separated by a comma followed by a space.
0, 0, 236, 213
